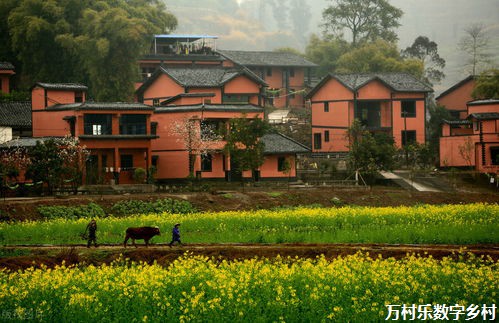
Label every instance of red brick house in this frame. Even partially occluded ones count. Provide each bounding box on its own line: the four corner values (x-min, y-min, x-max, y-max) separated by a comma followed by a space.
306, 73, 432, 154
436, 75, 475, 120
31, 82, 156, 184
0, 62, 15, 94
440, 99, 499, 174
219, 50, 317, 108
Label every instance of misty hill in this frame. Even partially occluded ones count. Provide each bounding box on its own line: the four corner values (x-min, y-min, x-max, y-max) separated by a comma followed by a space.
164, 0, 499, 94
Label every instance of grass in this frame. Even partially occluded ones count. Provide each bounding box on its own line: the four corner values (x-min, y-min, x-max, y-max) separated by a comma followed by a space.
0, 203, 497, 245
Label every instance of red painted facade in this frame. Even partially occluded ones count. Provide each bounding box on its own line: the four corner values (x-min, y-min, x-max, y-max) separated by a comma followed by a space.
0, 63, 15, 94
436, 76, 476, 119
307, 74, 429, 154
440, 100, 499, 174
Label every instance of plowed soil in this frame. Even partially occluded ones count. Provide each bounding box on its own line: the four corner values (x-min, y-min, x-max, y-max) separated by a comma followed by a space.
1, 186, 497, 270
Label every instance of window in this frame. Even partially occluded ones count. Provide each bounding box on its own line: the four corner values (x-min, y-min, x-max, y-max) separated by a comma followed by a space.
120, 114, 147, 135
401, 130, 417, 147
201, 154, 212, 172
222, 94, 249, 104
401, 100, 416, 118
266, 68, 272, 77
152, 155, 159, 167
289, 68, 295, 77
120, 155, 133, 170
84, 114, 112, 135
324, 130, 330, 142
313, 133, 322, 150
75, 91, 83, 103
201, 120, 225, 140
152, 98, 160, 106
491, 147, 499, 165
151, 122, 158, 135
278, 156, 287, 172
324, 102, 329, 112
356, 101, 381, 128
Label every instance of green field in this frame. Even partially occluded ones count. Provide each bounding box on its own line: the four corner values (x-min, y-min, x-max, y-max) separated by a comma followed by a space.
0, 203, 497, 245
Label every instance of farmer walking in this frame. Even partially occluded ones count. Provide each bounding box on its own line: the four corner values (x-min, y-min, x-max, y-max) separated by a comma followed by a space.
85, 219, 98, 248
169, 223, 182, 247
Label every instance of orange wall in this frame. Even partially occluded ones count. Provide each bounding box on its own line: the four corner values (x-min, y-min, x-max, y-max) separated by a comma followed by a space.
468, 103, 499, 114
188, 88, 222, 103
32, 110, 73, 137
357, 80, 391, 99
224, 75, 260, 94
260, 155, 297, 178
142, 74, 184, 105
1, 76, 10, 93
392, 99, 426, 147
439, 136, 477, 167
437, 79, 475, 112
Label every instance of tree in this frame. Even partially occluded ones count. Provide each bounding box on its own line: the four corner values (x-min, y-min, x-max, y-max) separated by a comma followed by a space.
321, 0, 403, 46
4, 0, 177, 98
170, 117, 222, 178
458, 23, 491, 75
224, 116, 270, 182
305, 34, 349, 76
335, 40, 423, 77
472, 69, 499, 99
426, 103, 452, 167
346, 119, 396, 182
402, 36, 446, 85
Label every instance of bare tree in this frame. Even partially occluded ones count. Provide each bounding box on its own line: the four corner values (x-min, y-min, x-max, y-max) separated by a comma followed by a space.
458, 23, 491, 75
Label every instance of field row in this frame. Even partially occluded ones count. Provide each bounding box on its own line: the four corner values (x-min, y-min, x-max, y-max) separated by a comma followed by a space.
0, 203, 497, 245
0, 253, 497, 322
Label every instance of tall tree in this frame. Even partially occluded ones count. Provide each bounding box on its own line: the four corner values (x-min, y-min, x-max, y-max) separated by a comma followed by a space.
426, 103, 452, 167
335, 40, 423, 77
224, 116, 270, 181
305, 34, 349, 76
321, 0, 403, 46
458, 23, 491, 75
401, 36, 446, 85
4, 0, 177, 98
472, 69, 499, 100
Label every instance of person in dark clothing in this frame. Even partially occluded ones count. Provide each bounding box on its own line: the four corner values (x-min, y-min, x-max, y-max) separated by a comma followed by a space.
169, 223, 182, 247
85, 219, 98, 248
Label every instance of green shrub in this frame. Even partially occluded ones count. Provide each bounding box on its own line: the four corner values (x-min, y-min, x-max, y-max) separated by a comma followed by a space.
110, 198, 196, 216
37, 202, 105, 219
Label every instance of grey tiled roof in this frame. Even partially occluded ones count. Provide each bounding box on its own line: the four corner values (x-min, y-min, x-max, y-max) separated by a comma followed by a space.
155, 103, 264, 113
0, 62, 15, 70
468, 99, 499, 106
308, 73, 432, 98
137, 66, 266, 95
34, 82, 88, 91
0, 137, 58, 148
0, 101, 31, 127
219, 50, 318, 67
442, 119, 472, 125
468, 113, 499, 120
47, 102, 154, 111
334, 73, 433, 92
261, 133, 310, 154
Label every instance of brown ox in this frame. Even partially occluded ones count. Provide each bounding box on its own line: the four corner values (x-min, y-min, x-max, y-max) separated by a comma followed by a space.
123, 226, 160, 248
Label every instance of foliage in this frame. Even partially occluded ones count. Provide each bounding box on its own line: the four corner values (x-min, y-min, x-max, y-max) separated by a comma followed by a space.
24, 137, 88, 195
2, 0, 177, 97
401, 36, 446, 85
0, 91, 30, 102
1, 253, 497, 321
321, 0, 403, 46
458, 23, 492, 75
404, 143, 434, 170
472, 68, 499, 99
426, 104, 452, 166
37, 203, 105, 220
305, 34, 349, 76
2, 204, 497, 245
133, 167, 146, 183
224, 115, 270, 176
110, 198, 196, 216
346, 120, 396, 180
335, 40, 423, 77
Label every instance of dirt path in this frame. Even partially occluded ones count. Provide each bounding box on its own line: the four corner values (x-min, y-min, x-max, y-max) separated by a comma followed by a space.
2, 243, 498, 270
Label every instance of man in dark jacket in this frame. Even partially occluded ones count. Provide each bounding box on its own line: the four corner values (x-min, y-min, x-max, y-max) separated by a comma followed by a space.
85, 219, 98, 248
169, 223, 182, 247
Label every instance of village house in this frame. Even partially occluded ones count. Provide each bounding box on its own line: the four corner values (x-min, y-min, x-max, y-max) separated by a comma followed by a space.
435, 75, 476, 119
0, 62, 15, 94
136, 35, 317, 109
136, 64, 309, 182
306, 73, 432, 155
439, 99, 499, 174
31, 82, 156, 185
